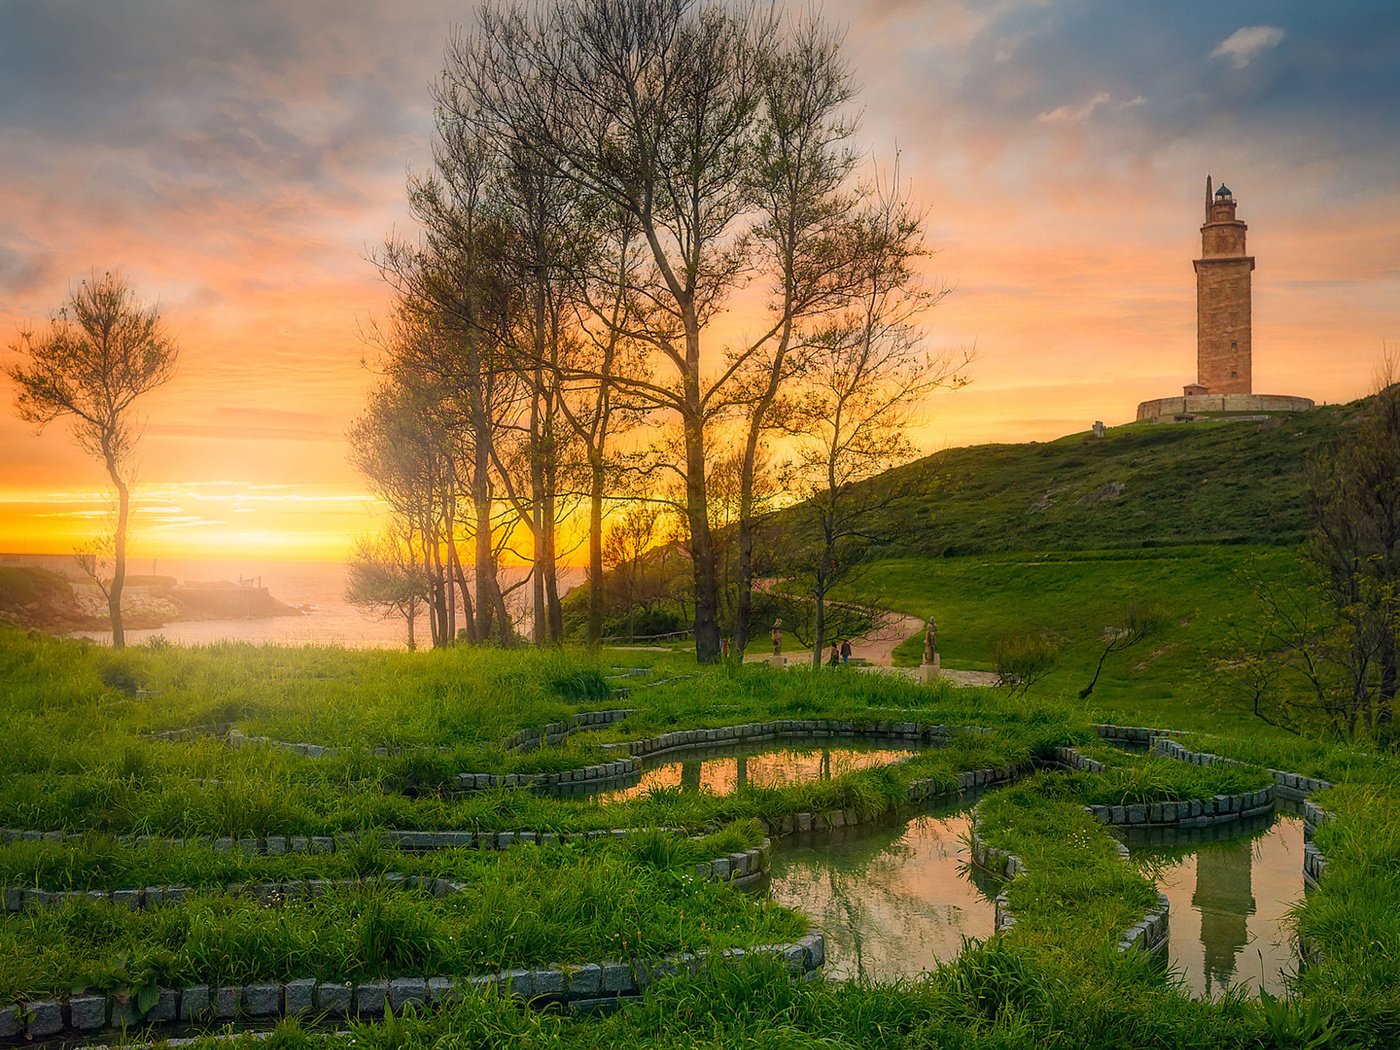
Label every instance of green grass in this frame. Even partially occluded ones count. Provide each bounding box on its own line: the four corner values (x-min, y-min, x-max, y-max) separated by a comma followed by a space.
850, 545, 1307, 731
4, 626, 1400, 1044
0, 839, 806, 1003
839, 401, 1359, 557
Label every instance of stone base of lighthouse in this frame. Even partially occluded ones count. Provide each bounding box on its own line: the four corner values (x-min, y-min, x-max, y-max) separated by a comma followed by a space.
1135, 393, 1315, 422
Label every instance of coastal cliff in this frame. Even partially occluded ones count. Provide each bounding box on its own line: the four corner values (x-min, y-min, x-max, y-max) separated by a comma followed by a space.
0, 566, 301, 633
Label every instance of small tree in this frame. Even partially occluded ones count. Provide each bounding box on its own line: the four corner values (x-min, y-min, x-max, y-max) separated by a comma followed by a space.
346, 526, 433, 651
6, 273, 178, 649
994, 633, 1060, 696
1306, 383, 1400, 737
1078, 603, 1165, 699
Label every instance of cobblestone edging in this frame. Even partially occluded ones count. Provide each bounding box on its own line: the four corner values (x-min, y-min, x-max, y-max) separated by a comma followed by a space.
1092, 728, 1341, 960
1047, 746, 1276, 829
749, 761, 1032, 843
463, 718, 970, 795
502, 710, 635, 752
0, 873, 464, 913
0, 835, 775, 906
609, 719, 955, 763
969, 820, 1169, 956
0, 931, 825, 1041
1091, 724, 1186, 746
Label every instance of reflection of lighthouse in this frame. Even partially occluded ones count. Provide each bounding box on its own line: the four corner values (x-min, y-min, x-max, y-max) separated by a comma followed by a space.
1192, 838, 1256, 994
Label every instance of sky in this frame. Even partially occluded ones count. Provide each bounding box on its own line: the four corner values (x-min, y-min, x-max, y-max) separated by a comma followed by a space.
1, 0, 1398, 562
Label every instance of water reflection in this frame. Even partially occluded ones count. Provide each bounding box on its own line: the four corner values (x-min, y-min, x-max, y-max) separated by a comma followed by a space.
768, 796, 998, 981
592, 740, 918, 802
1128, 811, 1303, 998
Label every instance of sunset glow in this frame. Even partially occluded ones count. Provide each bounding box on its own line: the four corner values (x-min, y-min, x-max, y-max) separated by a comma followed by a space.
2, 1, 1397, 562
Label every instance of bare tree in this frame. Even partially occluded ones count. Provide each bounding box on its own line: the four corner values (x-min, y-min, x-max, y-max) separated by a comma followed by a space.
6, 272, 178, 649
1077, 603, 1166, 699
454, 0, 838, 662
1304, 382, 1400, 738
775, 178, 964, 667
346, 525, 433, 651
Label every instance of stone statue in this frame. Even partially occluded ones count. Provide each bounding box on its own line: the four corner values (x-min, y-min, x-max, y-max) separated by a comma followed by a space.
923, 616, 938, 665
771, 618, 783, 656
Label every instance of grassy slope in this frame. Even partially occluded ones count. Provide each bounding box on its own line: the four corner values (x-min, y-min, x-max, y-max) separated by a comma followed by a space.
870, 403, 1356, 557
851, 545, 1305, 732
788, 403, 1362, 728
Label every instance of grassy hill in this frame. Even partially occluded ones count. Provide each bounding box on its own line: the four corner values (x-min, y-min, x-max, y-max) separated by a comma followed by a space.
858, 400, 1357, 557
794, 403, 1363, 724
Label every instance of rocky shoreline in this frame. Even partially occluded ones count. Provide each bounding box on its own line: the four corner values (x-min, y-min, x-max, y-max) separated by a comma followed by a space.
0, 566, 301, 633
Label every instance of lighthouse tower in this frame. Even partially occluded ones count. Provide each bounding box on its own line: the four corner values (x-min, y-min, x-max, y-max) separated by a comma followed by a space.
1188, 176, 1254, 395
1133, 177, 1314, 422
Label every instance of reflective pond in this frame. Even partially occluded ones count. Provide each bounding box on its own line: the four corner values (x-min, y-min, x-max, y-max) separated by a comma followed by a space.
1126, 807, 1305, 998
768, 795, 999, 981
586, 739, 922, 802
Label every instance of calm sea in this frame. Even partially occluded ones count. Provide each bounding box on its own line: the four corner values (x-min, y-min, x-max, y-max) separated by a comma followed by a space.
2, 554, 579, 649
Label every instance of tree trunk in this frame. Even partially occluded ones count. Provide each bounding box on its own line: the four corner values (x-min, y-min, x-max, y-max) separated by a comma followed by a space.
587, 454, 605, 645
472, 429, 496, 644
108, 461, 129, 650
449, 534, 476, 643
734, 428, 762, 654
406, 601, 418, 652
682, 407, 722, 663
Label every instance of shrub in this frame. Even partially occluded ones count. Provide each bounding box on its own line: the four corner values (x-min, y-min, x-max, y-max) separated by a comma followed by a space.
993, 634, 1060, 695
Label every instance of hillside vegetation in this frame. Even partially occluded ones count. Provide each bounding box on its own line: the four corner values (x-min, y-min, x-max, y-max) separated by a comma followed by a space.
807, 404, 1362, 717
838, 401, 1356, 557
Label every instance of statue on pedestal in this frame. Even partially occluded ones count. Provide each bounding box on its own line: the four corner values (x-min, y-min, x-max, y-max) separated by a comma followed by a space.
923, 616, 938, 665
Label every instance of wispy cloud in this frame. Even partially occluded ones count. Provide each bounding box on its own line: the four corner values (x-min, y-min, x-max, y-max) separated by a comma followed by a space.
1211, 25, 1285, 69
1039, 91, 1112, 125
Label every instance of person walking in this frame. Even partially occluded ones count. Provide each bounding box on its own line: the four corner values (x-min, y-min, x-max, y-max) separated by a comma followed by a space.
829, 641, 840, 667
840, 639, 852, 666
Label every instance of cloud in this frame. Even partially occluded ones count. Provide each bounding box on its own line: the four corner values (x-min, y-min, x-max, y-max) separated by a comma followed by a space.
1211, 25, 1285, 69
1038, 91, 1112, 125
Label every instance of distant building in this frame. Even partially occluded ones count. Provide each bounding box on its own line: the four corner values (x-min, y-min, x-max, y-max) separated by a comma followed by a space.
1136, 178, 1314, 422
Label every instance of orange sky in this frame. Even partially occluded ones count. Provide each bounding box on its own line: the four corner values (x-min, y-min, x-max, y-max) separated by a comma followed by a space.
2, 1, 1397, 563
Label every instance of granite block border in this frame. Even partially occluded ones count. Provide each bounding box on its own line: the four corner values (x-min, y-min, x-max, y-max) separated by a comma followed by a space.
502, 709, 636, 752
612, 719, 958, 764
970, 818, 1169, 956
0, 932, 824, 1041
2, 837, 775, 911
1087, 727, 1340, 964
1046, 745, 1277, 829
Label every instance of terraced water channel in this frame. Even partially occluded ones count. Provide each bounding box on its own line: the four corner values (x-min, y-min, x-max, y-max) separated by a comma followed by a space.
766, 755, 1308, 995
571, 739, 924, 801
1, 714, 1326, 1042
1125, 804, 1306, 998
769, 791, 1000, 981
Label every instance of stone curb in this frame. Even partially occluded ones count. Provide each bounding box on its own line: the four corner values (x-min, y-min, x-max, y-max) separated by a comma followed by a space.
502, 710, 636, 752
1049, 745, 1277, 829
2, 839, 774, 910
614, 719, 956, 763
970, 819, 1169, 956
748, 760, 1031, 842
0, 932, 824, 1041
1083, 731, 1340, 963
222, 708, 637, 763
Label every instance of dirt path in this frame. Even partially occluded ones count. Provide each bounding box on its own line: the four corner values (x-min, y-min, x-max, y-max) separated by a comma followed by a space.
847, 612, 922, 666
